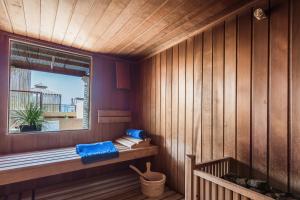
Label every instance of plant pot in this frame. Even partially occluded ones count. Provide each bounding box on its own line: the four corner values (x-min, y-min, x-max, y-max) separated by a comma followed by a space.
20, 125, 41, 132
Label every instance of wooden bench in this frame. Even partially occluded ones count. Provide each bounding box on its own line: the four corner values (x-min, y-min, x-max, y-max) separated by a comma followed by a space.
19, 170, 183, 200
0, 144, 158, 186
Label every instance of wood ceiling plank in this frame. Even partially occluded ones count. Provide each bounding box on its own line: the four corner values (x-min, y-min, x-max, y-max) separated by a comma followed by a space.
61, 0, 95, 46
131, 0, 236, 57
0, 0, 12, 32
96, 0, 167, 53
51, 0, 77, 44
92, 0, 148, 52
40, 0, 59, 41
0, 0, 261, 60
71, 0, 111, 49
4, 0, 26, 35
139, 0, 258, 60
115, 0, 198, 55
81, 0, 131, 51
109, 0, 184, 54
23, 0, 40, 38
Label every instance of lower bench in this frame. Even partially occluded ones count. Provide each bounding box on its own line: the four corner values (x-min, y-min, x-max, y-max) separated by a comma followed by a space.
20, 170, 184, 200
0, 144, 158, 186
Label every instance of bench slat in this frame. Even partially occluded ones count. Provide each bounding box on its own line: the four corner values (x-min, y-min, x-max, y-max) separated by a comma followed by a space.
0, 144, 158, 186
0, 144, 128, 164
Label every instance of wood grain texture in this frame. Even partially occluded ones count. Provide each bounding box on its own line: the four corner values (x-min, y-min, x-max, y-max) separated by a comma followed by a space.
193, 34, 203, 164
0, 0, 260, 59
17, 171, 183, 200
133, 0, 299, 194
171, 45, 179, 190
202, 29, 213, 163
116, 61, 131, 90
236, 11, 252, 177
155, 53, 161, 171
251, 0, 269, 180
0, 144, 158, 186
291, 0, 300, 194
178, 41, 186, 194
269, 0, 289, 191
212, 23, 224, 160
0, 0, 298, 196
166, 48, 172, 181
224, 17, 237, 159
192, 158, 274, 200
186, 37, 194, 157
160, 50, 167, 176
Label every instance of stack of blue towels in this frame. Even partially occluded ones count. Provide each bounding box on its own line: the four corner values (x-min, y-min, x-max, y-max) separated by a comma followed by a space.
76, 141, 119, 164
76, 129, 145, 164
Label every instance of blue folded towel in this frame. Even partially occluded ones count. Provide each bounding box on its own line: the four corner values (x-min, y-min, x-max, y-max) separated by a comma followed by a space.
126, 129, 145, 139
76, 141, 119, 164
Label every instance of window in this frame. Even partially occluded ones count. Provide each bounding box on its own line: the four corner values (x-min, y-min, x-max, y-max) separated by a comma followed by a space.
9, 40, 91, 133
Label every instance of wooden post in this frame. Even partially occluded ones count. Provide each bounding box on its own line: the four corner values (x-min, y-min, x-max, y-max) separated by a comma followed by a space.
185, 154, 196, 200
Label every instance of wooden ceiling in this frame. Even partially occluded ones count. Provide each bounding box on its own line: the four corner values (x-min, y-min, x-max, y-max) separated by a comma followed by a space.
0, 0, 257, 60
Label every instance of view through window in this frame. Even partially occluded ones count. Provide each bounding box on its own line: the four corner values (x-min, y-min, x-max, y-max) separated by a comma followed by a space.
9, 41, 91, 133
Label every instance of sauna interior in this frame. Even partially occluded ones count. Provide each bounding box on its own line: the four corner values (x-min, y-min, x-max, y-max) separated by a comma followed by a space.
0, 0, 299, 199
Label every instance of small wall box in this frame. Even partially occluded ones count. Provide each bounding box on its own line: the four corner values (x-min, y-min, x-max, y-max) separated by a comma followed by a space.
116, 61, 131, 90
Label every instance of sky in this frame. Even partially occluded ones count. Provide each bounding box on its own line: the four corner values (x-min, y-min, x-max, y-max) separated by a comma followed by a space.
31, 71, 85, 104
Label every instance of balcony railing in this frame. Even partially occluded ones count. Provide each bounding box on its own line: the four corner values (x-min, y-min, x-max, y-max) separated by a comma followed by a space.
10, 90, 76, 112
42, 104, 76, 112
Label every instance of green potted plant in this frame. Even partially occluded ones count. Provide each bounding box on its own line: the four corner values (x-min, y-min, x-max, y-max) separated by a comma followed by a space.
13, 103, 45, 132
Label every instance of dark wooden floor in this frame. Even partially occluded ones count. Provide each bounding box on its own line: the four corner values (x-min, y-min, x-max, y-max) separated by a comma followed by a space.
19, 170, 184, 200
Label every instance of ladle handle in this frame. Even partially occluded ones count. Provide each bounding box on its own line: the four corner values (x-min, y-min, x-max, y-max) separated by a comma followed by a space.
130, 165, 145, 177
146, 162, 151, 173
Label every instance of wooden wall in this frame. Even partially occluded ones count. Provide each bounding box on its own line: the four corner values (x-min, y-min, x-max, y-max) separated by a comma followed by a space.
132, 0, 300, 195
0, 31, 132, 154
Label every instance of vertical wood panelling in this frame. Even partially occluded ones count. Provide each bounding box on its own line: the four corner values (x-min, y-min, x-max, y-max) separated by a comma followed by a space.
186, 37, 194, 157
160, 51, 167, 175
150, 56, 156, 143
166, 48, 172, 181
134, 0, 300, 194
194, 34, 203, 163
236, 11, 252, 177
291, 0, 300, 194
145, 59, 152, 133
178, 41, 186, 194
269, 0, 289, 191
224, 17, 237, 159
251, 0, 269, 180
171, 45, 179, 190
141, 60, 147, 130
155, 53, 161, 171
202, 30, 213, 162
212, 23, 225, 160
185, 37, 194, 199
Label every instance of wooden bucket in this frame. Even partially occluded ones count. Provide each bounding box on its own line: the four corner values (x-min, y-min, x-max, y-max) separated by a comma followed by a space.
130, 162, 166, 197
140, 172, 166, 197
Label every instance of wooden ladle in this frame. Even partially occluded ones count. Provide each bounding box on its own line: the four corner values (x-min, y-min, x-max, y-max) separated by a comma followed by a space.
129, 164, 151, 181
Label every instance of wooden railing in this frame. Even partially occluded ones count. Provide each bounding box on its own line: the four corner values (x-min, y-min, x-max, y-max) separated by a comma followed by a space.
185, 155, 274, 200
